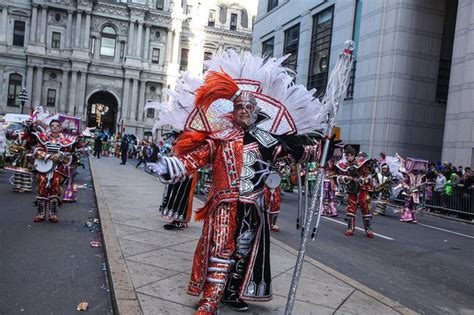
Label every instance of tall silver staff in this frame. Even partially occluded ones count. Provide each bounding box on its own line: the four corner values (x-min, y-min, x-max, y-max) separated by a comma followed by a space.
285, 40, 355, 314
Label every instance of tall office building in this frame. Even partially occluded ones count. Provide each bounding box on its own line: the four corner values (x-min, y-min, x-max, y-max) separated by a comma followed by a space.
252, 0, 472, 167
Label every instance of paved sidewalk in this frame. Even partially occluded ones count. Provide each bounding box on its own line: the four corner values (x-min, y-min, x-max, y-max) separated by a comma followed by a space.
90, 157, 415, 315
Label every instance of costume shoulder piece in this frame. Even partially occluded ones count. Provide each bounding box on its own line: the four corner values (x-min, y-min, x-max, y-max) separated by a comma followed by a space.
209, 128, 243, 141
249, 126, 278, 148
59, 134, 77, 147
354, 156, 369, 168
33, 132, 49, 144
336, 160, 350, 172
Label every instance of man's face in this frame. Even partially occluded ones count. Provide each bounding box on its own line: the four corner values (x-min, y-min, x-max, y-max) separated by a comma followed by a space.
50, 122, 61, 134
346, 153, 355, 162
381, 167, 388, 174
232, 102, 257, 129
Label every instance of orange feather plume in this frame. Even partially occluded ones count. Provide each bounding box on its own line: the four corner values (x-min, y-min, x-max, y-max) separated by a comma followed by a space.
194, 70, 239, 111
172, 131, 208, 156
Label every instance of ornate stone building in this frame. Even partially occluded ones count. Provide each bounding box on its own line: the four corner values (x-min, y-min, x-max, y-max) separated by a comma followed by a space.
0, 0, 256, 138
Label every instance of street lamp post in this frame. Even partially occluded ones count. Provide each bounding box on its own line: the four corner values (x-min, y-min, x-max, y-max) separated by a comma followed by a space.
18, 87, 29, 114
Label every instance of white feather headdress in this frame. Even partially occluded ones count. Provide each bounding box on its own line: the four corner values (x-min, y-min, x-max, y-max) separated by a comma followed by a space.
145, 50, 330, 135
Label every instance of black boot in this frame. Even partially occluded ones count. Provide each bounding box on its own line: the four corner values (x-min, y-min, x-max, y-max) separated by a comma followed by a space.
34, 198, 47, 222
363, 215, 374, 238
163, 220, 187, 230
344, 214, 355, 236
49, 197, 59, 223
222, 254, 249, 312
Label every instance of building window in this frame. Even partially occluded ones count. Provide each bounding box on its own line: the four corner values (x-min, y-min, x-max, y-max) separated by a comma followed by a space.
146, 108, 155, 118
203, 51, 213, 73
156, 0, 164, 10
267, 0, 278, 12
262, 37, 274, 58
283, 24, 300, 73
46, 89, 56, 107
230, 13, 238, 31
208, 9, 216, 27
180, 48, 189, 71
13, 21, 26, 47
308, 7, 334, 97
151, 48, 160, 64
7, 74, 22, 107
51, 32, 61, 49
347, 1, 362, 99
100, 26, 116, 57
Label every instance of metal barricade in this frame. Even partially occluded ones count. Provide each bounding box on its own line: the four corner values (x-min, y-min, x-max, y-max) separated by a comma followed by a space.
392, 185, 473, 218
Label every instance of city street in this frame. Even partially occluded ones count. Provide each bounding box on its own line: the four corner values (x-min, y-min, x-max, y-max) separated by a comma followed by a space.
272, 192, 474, 315
0, 161, 113, 314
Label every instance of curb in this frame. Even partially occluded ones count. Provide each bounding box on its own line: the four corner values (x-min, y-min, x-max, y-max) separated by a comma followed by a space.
269, 238, 417, 315
89, 158, 143, 315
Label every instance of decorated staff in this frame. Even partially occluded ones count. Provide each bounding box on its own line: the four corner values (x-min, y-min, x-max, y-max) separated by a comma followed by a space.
285, 40, 355, 314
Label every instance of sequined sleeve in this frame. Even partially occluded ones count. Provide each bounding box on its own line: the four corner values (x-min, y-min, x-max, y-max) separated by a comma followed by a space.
178, 139, 215, 173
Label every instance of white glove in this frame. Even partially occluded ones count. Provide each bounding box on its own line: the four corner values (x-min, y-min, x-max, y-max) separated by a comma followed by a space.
154, 154, 169, 175
156, 154, 187, 184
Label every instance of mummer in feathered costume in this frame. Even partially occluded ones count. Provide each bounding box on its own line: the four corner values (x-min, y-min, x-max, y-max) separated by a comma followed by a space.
150, 49, 343, 314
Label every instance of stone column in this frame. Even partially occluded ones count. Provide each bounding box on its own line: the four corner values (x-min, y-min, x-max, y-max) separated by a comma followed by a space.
26, 66, 34, 109
77, 72, 87, 116
66, 10, 73, 48
0, 66, 4, 103
135, 21, 143, 57
171, 29, 181, 64
0, 7, 7, 43
165, 29, 173, 64
130, 78, 139, 120
74, 11, 82, 48
59, 70, 69, 113
137, 80, 146, 121
127, 21, 135, 55
29, 5, 38, 43
83, 12, 91, 49
33, 67, 43, 107
39, 6, 47, 45
122, 78, 131, 120
143, 24, 150, 60
94, 36, 100, 59
69, 70, 78, 114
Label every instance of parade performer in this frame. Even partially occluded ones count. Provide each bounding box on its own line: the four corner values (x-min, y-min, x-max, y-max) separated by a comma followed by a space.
336, 145, 374, 237
398, 157, 428, 223
322, 159, 338, 217
63, 138, 85, 202
32, 119, 78, 222
373, 163, 394, 215
148, 50, 330, 314
7, 119, 37, 192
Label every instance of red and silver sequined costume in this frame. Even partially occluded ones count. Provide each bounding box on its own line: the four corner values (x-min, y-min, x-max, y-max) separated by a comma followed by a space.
150, 50, 329, 314
336, 153, 374, 237
33, 132, 78, 222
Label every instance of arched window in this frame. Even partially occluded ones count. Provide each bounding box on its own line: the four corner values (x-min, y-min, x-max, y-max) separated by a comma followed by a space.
100, 26, 116, 57
7, 73, 22, 107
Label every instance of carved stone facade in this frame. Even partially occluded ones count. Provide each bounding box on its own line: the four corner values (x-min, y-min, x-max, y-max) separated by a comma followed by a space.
0, 0, 256, 138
